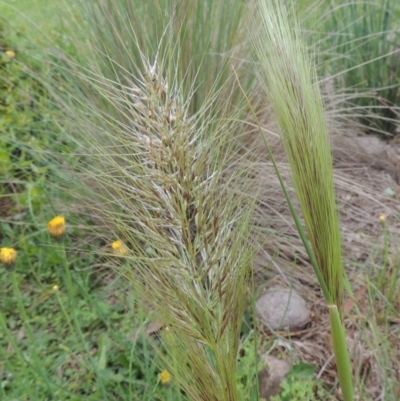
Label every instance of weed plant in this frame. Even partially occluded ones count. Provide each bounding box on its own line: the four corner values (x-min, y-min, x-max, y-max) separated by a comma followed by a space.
271, 363, 334, 401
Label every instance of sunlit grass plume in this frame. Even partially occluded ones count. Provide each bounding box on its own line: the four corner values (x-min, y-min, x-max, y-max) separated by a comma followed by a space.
47, 1, 260, 400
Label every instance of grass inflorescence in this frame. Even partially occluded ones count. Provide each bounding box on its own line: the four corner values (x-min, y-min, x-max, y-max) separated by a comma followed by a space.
42, 1, 262, 400
253, 0, 353, 399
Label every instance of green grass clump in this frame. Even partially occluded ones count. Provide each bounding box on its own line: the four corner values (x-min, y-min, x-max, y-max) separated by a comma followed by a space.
0, 227, 183, 400
0, 22, 50, 207
0, 0, 60, 25
315, 0, 400, 136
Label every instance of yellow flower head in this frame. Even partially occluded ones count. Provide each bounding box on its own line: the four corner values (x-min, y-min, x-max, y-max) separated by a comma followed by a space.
0, 247, 17, 266
379, 215, 386, 223
111, 239, 129, 256
52, 285, 59, 291
5, 50, 15, 58
159, 370, 171, 384
47, 216, 66, 237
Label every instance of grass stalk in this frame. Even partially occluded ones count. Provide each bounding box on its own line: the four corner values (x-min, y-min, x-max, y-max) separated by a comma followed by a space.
252, 0, 354, 399
45, 2, 260, 397
328, 305, 353, 401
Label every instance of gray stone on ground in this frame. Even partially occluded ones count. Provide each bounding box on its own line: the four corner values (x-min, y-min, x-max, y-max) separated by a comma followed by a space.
256, 286, 310, 331
259, 355, 291, 400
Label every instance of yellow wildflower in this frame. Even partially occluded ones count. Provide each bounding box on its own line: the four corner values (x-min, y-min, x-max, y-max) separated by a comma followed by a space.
159, 370, 171, 384
52, 285, 59, 291
47, 216, 66, 237
0, 247, 17, 265
379, 215, 386, 223
5, 50, 15, 58
111, 239, 129, 256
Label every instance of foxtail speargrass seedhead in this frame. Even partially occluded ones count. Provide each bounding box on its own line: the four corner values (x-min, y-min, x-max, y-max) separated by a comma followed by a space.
45, 2, 260, 399
53, 47, 257, 401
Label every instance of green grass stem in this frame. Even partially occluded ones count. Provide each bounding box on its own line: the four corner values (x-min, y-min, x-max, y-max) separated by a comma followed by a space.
329, 305, 354, 401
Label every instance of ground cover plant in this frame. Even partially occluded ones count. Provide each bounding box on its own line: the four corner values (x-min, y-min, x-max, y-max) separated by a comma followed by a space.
1, 0, 400, 400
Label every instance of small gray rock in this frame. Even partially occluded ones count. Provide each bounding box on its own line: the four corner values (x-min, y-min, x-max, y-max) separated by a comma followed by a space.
259, 355, 291, 400
256, 286, 310, 331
